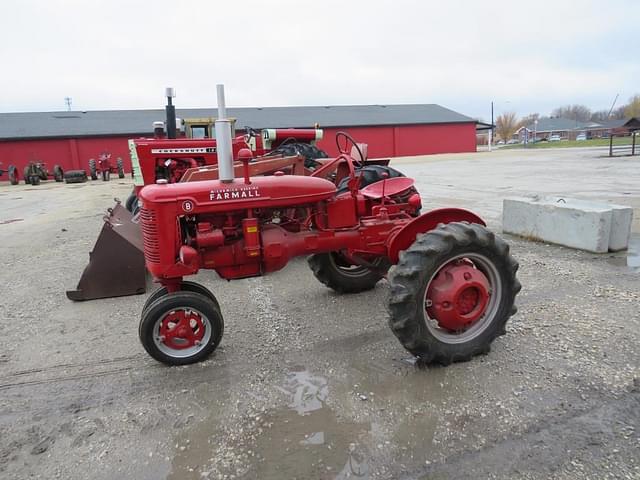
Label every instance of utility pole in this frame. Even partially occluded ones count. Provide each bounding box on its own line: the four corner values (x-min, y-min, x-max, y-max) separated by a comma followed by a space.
64, 97, 72, 111
607, 93, 619, 118
488, 101, 494, 152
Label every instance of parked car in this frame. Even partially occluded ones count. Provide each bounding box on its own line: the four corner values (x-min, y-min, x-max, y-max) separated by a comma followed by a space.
507, 139, 519, 144
497, 140, 505, 145
576, 133, 587, 141
549, 134, 561, 142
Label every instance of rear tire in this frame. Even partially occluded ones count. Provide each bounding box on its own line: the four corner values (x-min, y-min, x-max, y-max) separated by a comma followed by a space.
388, 222, 520, 365
8, 165, 18, 185
308, 252, 388, 293
139, 291, 224, 366
117, 158, 125, 178
53, 165, 64, 182
64, 170, 88, 184
89, 159, 97, 180
30, 175, 40, 186
23, 167, 30, 184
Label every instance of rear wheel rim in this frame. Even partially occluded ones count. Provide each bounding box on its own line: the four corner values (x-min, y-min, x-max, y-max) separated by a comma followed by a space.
422, 253, 502, 344
153, 307, 212, 358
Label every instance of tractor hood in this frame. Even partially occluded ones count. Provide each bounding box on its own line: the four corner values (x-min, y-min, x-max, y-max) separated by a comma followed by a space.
139, 175, 337, 213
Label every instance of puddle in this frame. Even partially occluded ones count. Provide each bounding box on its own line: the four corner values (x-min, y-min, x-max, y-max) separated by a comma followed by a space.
167, 369, 370, 480
281, 368, 328, 415
606, 235, 640, 270
254, 368, 370, 479
166, 362, 452, 479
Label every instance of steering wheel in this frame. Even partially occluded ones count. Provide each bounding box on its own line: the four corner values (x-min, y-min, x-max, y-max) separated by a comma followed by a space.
244, 126, 259, 138
335, 131, 365, 167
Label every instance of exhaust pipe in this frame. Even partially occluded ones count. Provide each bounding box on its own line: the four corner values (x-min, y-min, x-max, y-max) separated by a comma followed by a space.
215, 84, 234, 183
165, 87, 177, 139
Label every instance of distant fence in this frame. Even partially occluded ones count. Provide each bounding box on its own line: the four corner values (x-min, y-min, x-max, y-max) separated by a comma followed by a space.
609, 132, 638, 157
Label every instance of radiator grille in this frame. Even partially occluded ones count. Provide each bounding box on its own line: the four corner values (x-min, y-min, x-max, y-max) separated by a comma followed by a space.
140, 208, 160, 264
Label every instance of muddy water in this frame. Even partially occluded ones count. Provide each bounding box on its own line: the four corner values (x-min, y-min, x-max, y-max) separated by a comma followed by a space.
165, 359, 455, 479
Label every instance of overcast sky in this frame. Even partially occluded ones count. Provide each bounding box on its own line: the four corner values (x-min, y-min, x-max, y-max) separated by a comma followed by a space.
1, 0, 637, 120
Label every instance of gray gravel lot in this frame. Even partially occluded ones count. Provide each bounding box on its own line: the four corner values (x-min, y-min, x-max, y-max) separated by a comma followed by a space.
0, 147, 638, 479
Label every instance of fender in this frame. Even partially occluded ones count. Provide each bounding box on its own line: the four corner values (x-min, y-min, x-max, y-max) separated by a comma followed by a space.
387, 208, 486, 263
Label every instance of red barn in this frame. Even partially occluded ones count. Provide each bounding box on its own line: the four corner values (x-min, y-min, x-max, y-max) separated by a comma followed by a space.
0, 104, 478, 175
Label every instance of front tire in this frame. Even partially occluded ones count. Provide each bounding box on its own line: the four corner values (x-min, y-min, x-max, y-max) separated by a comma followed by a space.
53, 165, 64, 182
117, 158, 125, 178
143, 281, 221, 316
139, 291, 224, 366
89, 159, 98, 180
388, 222, 520, 365
308, 252, 388, 293
8, 165, 18, 185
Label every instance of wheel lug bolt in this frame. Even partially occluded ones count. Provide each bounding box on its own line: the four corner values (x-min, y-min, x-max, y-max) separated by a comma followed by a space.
464, 272, 471, 281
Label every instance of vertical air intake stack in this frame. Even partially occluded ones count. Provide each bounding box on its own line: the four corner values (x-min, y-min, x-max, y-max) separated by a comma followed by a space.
215, 84, 234, 183
165, 87, 177, 139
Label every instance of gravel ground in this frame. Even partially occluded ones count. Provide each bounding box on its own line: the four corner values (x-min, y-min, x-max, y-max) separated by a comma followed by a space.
0, 147, 638, 480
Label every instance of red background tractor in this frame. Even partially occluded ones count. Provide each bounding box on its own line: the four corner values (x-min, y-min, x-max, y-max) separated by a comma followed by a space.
89, 152, 125, 181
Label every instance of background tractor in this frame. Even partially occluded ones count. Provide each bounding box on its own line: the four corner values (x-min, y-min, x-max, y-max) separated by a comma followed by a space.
135, 85, 521, 367
22, 161, 64, 185
0, 163, 20, 185
89, 152, 125, 181
123, 95, 327, 215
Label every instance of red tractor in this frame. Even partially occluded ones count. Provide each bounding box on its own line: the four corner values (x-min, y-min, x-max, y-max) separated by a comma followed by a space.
136, 86, 520, 367
124, 125, 326, 214
89, 152, 125, 181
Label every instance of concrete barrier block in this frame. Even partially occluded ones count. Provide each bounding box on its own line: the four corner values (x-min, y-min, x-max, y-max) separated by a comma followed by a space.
502, 197, 613, 253
609, 205, 633, 251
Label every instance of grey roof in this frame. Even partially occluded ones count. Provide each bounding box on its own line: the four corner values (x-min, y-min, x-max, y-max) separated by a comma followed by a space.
521, 116, 637, 133
0, 104, 475, 140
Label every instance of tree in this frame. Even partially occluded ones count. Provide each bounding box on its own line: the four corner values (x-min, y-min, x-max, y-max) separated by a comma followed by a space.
519, 113, 540, 128
495, 112, 520, 142
624, 94, 640, 118
551, 104, 592, 122
590, 110, 610, 121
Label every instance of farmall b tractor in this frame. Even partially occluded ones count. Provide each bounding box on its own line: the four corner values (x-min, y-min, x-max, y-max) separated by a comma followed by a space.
137, 86, 520, 366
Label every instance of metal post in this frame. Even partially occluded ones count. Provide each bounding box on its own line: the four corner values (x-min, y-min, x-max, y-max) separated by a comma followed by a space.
609, 134, 613, 157
633, 132, 636, 156
215, 84, 234, 183
489, 101, 494, 152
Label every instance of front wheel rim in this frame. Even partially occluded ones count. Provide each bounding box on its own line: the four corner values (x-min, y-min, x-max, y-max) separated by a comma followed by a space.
422, 253, 502, 344
153, 307, 212, 358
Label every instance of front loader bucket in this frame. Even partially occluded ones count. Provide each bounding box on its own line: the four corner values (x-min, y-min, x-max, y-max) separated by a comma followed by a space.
66, 202, 146, 301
